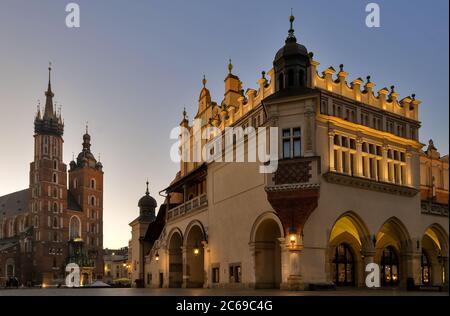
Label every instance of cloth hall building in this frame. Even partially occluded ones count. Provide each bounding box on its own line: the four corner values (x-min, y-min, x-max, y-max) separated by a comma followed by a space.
130, 16, 449, 290
0, 67, 104, 286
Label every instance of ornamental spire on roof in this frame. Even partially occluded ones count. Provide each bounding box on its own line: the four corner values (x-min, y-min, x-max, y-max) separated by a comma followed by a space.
286, 9, 297, 43
43, 62, 55, 119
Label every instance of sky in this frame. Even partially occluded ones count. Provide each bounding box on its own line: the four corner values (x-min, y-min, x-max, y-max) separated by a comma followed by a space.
0, 0, 448, 249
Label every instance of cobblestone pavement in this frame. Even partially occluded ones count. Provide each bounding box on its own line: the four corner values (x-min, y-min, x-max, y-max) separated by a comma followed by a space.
0, 287, 448, 296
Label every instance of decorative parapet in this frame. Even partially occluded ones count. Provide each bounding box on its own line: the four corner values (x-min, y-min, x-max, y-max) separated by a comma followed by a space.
311, 61, 420, 121
323, 172, 419, 197
421, 200, 449, 217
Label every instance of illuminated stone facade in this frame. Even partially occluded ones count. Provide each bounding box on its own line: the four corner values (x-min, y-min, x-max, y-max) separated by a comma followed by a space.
130, 16, 448, 290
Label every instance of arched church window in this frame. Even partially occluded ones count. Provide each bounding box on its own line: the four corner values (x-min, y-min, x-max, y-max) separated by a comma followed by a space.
421, 251, 431, 286
69, 216, 81, 240
53, 216, 58, 229
91, 179, 96, 189
381, 246, 400, 286
53, 160, 58, 170
287, 69, 295, 87
8, 220, 14, 237
90, 196, 96, 206
53, 173, 58, 184
278, 73, 284, 90
53, 202, 58, 213
332, 243, 355, 286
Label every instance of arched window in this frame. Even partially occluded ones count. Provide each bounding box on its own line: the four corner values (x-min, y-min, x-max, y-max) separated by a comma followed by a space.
8, 220, 14, 237
332, 243, 355, 286
278, 73, 284, 90
53, 202, 58, 213
53, 160, 58, 170
90, 196, 96, 206
421, 251, 431, 286
69, 216, 81, 240
53, 173, 58, 184
381, 246, 400, 286
299, 69, 305, 87
53, 216, 58, 229
91, 178, 96, 189
287, 69, 295, 87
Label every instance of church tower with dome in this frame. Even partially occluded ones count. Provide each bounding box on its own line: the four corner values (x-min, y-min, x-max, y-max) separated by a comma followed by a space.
129, 182, 158, 286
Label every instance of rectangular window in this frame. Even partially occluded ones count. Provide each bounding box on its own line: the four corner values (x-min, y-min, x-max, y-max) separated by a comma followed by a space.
342, 152, 348, 174
229, 264, 241, 283
282, 127, 301, 159
212, 267, 220, 283
377, 160, 382, 181
282, 129, 291, 159
350, 154, 355, 176
362, 158, 367, 178
350, 139, 356, 150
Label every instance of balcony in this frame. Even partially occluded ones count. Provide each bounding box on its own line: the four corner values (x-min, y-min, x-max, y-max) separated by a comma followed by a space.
167, 193, 208, 221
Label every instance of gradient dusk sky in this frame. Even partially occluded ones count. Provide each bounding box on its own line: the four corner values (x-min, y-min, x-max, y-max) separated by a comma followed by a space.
0, 0, 448, 248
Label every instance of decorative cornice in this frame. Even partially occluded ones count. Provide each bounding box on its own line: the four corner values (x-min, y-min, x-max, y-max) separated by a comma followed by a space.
421, 200, 449, 217
323, 172, 419, 197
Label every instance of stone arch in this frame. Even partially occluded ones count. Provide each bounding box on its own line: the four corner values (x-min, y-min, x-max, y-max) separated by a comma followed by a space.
375, 217, 412, 287
184, 220, 206, 288
421, 223, 449, 286
167, 227, 183, 288
375, 217, 412, 253
250, 211, 284, 243
184, 220, 207, 245
327, 211, 371, 287
250, 212, 284, 289
330, 211, 372, 251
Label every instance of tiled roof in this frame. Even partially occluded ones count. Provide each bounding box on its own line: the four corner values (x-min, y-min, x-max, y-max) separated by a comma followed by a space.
0, 189, 30, 217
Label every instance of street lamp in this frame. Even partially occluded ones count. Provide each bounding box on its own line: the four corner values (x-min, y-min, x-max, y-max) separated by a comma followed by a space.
193, 241, 200, 256
289, 226, 297, 248
155, 251, 160, 261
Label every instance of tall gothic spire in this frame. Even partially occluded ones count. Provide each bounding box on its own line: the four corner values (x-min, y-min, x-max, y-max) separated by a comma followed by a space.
43, 62, 55, 119
34, 63, 64, 136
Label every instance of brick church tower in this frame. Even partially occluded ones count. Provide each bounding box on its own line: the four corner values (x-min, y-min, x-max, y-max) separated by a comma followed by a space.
68, 126, 104, 279
30, 65, 68, 283
25, 65, 104, 284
